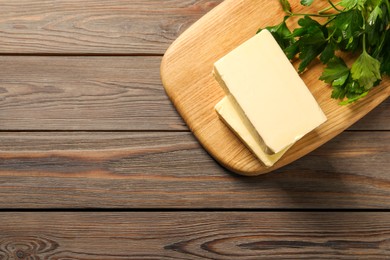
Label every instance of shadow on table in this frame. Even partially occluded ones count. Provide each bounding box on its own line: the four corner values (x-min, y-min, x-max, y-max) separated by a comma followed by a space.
230, 154, 360, 210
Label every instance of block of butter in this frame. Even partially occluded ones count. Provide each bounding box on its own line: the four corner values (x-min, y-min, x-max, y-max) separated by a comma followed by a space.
214, 29, 327, 155
216, 95, 291, 167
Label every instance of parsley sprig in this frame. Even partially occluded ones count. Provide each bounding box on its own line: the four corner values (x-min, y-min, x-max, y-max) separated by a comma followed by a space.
259, 0, 389, 105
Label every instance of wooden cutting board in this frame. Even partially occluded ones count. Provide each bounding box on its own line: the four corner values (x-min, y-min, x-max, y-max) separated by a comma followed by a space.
160, 0, 390, 176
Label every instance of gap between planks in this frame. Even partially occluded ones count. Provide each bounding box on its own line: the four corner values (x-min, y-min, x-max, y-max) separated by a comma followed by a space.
0, 208, 390, 212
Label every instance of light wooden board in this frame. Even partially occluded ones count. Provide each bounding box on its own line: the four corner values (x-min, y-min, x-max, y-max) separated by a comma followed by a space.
161, 0, 390, 176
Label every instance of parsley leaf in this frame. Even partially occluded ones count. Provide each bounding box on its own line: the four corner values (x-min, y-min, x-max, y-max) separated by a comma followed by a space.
340, 0, 367, 10
351, 51, 382, 90
328, 9, 363, 51
301, 0, 315, 6
331, 85, 347, 99
320, 57, 372, 103
259, 17, 295, 50
367, 1, 389, 52
279, 0, 292, 14
319, 57, 350, 99
291, 16, 327, 72
320, 40, 336, 63
320, 57, 350, 84
284, 41, 300, 59
340, 0, 359, 9
368, 5, 383, 25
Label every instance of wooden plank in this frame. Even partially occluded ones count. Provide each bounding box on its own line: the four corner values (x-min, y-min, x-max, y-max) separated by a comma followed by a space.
0, 56, 387, 131
0, 131, 388, 208
0, 0, 222, 54
160, 0, 390, 175
0, 212, 389, 259
0, 56, 186, 130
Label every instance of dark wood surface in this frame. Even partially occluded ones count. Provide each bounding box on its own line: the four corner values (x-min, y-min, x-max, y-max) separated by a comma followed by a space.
0, 0, 389, 258
0, 131, 389, 209
0, 0, 222, 54
1, 212, 390, 259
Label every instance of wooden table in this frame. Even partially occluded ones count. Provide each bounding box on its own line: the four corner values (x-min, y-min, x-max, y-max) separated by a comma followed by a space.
0, 1, 389, 258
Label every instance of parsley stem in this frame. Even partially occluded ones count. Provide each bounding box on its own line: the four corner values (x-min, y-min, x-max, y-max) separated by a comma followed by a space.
290, 13, 338, 17
323, 16, 336, 27
361, 11, 367, 53
328, 1, 343, 12
319, 1, 342, 14
363, 33, 366, 54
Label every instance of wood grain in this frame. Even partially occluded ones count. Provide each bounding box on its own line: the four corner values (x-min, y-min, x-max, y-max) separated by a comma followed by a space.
0, 212, 389, 259
0, 131, 388, 209
161, 0, 390, 175
0, 56, 185, 130
0, 0, 221, 54
0, 56, 387, 131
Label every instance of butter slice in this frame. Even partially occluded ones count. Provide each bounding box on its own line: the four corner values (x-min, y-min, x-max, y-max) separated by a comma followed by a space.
214, 29, 327, 154
216, 95, 290, 167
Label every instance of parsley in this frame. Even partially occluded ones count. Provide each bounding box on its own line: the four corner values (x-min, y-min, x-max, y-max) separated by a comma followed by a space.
301, 0, 315, 6
258, 0, 390, 104
351, 49, 381, 90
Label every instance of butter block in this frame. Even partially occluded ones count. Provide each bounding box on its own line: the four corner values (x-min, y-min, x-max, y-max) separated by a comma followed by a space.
216, 95, 291, 167
214, 29, 327, 154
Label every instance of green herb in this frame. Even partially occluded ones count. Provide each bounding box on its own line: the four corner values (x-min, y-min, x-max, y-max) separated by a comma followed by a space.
258, 0, 390, 105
